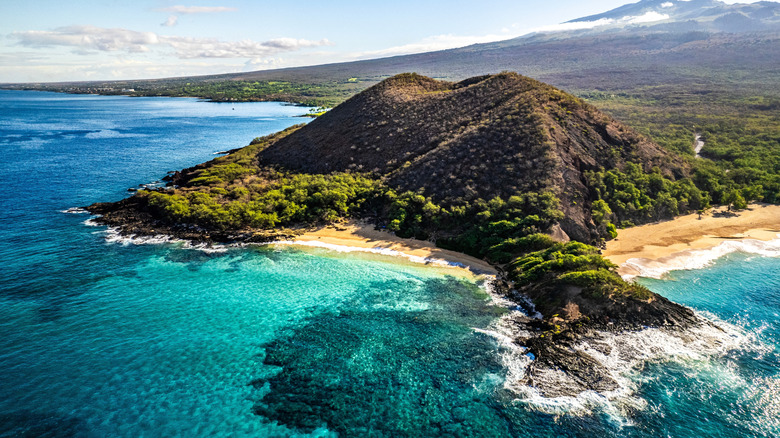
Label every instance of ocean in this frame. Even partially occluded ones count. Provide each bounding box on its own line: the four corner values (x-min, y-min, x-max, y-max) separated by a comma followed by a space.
1, 89, 779, 437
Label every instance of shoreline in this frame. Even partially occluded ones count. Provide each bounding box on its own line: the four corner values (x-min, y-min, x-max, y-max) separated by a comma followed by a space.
276, 221, 499, 279
604, 204, 780, 279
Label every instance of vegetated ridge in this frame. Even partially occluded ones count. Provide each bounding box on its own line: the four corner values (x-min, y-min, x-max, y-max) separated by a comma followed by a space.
89, 73, 706, 401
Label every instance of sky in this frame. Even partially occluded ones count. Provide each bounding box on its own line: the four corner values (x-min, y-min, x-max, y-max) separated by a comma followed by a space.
0, 0, 772, 83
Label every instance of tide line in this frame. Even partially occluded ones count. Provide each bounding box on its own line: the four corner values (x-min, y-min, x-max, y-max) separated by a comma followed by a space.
622, 234, 780, 280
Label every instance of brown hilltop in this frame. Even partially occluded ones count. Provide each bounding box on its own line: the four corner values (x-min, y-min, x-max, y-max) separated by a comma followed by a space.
259, 72, 686, 241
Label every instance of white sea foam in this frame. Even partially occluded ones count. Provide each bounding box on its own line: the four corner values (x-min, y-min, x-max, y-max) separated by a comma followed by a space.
61, 207, 89, 214
83, 217, 102, 226
474, 315, 534, 397
269, 240, 485, 272
623, 234, 780, 280
85, 129, 144, 139
473, 282, 543, 399
499, 310, 767, 423
98, 226, 230, 253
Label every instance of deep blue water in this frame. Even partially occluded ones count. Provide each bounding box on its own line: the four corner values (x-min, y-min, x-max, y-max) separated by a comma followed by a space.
1, 89, 779, 437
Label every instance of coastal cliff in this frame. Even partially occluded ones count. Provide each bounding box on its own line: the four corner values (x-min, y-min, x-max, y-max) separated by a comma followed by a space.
88, 72, 704, 398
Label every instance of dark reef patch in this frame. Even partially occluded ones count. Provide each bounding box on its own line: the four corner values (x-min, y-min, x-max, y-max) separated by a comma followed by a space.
250, 277, 517, 437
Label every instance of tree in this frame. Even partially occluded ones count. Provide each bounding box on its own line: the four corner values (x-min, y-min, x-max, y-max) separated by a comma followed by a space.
723, 189, 747, 211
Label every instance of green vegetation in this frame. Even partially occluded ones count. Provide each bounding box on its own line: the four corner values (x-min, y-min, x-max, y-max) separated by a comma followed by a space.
137, 80, 361, 107
508, 242, 653, 301
584, 88, 780, 207
585, 163, 711, 230
144, 172, 380, 230
381, 189, 563, 263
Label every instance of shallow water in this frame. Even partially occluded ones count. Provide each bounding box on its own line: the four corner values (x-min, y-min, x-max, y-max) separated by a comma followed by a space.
2, 90, 780, 437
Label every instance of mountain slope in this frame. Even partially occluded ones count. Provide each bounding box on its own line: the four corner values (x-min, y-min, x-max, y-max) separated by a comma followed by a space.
567, 0, 780, 33
258, 72, 686, 241
6, 0, 779, 108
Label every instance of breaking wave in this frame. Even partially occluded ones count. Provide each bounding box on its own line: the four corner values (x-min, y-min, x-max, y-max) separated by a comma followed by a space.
623, 234, 780, 279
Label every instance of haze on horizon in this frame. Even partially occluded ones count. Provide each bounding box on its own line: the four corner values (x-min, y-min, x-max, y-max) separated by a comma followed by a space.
1, 0, 771, 84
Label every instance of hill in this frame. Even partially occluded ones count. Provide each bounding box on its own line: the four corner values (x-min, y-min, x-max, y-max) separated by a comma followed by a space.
257, 72, 685, 241
7, 1, 778, 184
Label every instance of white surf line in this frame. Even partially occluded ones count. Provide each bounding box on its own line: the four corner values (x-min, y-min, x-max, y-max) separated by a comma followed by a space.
621, 233, 780, 280
60, 207, 90, 214
504, 309, 766, 424
269, 239, 484, 272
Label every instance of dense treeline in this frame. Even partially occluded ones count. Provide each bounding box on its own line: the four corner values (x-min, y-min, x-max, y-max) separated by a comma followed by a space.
585, 163, 711, 234
382, 190, 563, 263
144, 173, 380, 230
139, 80, 363, 107
585, 88, 780, 209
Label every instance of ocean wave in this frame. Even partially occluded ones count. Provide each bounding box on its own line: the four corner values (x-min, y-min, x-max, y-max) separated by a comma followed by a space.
84, 130, 144, 139
269, 240, 482, 272
97, 226, 229, 253
61, 207, 89, 214
498, 310, 767, 424
623, 234, 780, 280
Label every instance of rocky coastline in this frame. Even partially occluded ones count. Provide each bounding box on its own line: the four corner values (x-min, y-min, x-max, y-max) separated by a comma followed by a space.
86, 195, 300, 244
489, 276, 703, 398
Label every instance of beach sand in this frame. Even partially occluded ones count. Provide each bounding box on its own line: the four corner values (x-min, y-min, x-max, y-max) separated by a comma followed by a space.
275, 221, 498, 278
604, 204, 780, 278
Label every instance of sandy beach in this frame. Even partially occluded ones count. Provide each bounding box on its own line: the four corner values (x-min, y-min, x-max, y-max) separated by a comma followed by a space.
275, 221, 498, 278
604, 204, 780, 278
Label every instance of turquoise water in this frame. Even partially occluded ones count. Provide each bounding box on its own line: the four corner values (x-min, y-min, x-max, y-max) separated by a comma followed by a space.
1, 90, 780, 437
635, 254, 780, 438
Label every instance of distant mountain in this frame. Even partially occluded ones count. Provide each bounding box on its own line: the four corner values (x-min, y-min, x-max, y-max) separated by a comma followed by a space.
6, 0, 779, 110
258, 72, 685, 240
561, 0, 780, 34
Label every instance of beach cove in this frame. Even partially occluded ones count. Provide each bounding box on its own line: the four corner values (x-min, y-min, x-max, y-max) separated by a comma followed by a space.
604, 203, 780, 279
274, 220, 498, 277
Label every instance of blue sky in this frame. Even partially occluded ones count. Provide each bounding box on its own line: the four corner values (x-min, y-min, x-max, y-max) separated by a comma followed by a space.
0, 0, 769, 83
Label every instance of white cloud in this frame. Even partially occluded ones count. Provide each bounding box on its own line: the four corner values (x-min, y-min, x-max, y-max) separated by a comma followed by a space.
661, 2, 675, 8
352, 9, 670, 61
11, 26, 330, 59
162, 16, 178, 27
535, 11, 670, 34
161, 36, 333, 58
355, 33, 512, 58
157, 6, 237, 14
627, 11, 670, 24
13, 26, 159, 53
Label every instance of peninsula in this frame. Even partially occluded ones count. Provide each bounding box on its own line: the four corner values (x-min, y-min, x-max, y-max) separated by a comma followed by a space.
89, 72, 722, 397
